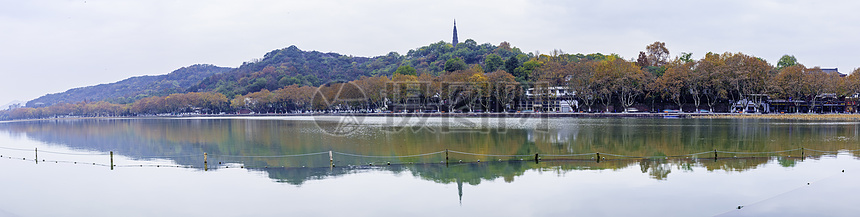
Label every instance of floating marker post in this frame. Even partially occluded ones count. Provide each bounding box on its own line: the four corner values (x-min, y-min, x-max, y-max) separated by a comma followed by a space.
801, 147, 804, 159
35, 148, 38, 164
329, 151, 333, 167
445, 149, 449, 165
110, 151, 114, 170
534, 153, 539, 164
714, 149, 718, 161
596, 152, 600, 163
204, 152, 208, 171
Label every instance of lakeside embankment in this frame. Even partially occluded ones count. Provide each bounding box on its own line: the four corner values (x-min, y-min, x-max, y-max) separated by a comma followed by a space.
338, 112, 860, 120
4, 112, 860, 122
691, 113, 860, 120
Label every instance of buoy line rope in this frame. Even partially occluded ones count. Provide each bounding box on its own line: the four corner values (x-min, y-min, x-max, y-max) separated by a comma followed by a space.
715, 168, 848, 215
133, 154, 201, 158
804, 148, 840, 153
682, 151, 716, 157
3, 149, 858, 171
716, 149, 801, 155
447, 150, 534, 157
599, 153, 646, 158
541, 153, 596, 157
2, 145, 859, 163
35, 150, 109, 156
333, 151, 445, 158
0, 154, 192, 168
0, 146, 37, 151
212, 152, 330, 158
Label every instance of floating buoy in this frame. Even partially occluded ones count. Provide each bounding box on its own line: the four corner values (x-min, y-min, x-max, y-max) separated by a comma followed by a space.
477, 160, 480, 163
387, 162, 390, 165
458, 160, 462, 163
842, 170, 845, 172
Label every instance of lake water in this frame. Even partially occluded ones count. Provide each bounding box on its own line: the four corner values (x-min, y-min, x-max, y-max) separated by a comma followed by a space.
1, 116, 859, 216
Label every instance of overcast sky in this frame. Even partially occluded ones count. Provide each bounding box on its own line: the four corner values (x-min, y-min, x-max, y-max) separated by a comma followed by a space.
2, 0, 859, 106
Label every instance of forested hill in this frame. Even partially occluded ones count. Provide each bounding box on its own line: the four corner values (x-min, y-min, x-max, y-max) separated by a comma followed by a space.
26, 40, 528, 107
189, 39, 529, 98
27, 64, 233, 107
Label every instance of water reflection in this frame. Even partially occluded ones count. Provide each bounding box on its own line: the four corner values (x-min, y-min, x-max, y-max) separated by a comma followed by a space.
0, 117, 859, 186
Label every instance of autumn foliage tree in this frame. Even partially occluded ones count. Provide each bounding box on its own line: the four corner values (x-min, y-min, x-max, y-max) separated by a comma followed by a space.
8, 41, 860, 121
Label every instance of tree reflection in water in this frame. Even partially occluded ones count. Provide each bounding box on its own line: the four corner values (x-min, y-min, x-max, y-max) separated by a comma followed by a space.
0, 117, 857, 186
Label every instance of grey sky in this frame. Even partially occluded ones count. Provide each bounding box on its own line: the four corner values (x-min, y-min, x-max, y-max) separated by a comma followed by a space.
2, 0, 859, 106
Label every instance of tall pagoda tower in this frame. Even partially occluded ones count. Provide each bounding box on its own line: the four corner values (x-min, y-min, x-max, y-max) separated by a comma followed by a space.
452, 19, 459, 46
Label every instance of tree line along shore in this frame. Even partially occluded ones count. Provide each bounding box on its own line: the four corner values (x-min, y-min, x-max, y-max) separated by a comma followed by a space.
4, 110, 860, 122
3, 41, 860, 121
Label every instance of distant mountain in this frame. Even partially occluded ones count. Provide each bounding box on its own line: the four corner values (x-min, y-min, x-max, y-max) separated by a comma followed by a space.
27, 64, 233, 107
189, 40, 528, 97
188, 45, 391, 98
26, 40, 527, 107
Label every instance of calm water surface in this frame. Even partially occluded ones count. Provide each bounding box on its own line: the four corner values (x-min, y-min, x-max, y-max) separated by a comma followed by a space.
1, 117, 859, 216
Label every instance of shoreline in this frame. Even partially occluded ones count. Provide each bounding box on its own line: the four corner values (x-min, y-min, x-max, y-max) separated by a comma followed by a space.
4, 112, 860, 122
690, 113, 860, 120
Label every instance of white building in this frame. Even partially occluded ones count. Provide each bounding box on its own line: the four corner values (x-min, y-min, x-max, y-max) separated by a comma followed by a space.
520, 86, 577, 112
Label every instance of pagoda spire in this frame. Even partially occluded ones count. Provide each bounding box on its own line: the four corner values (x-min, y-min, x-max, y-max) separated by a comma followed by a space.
452, 19, 459, 46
